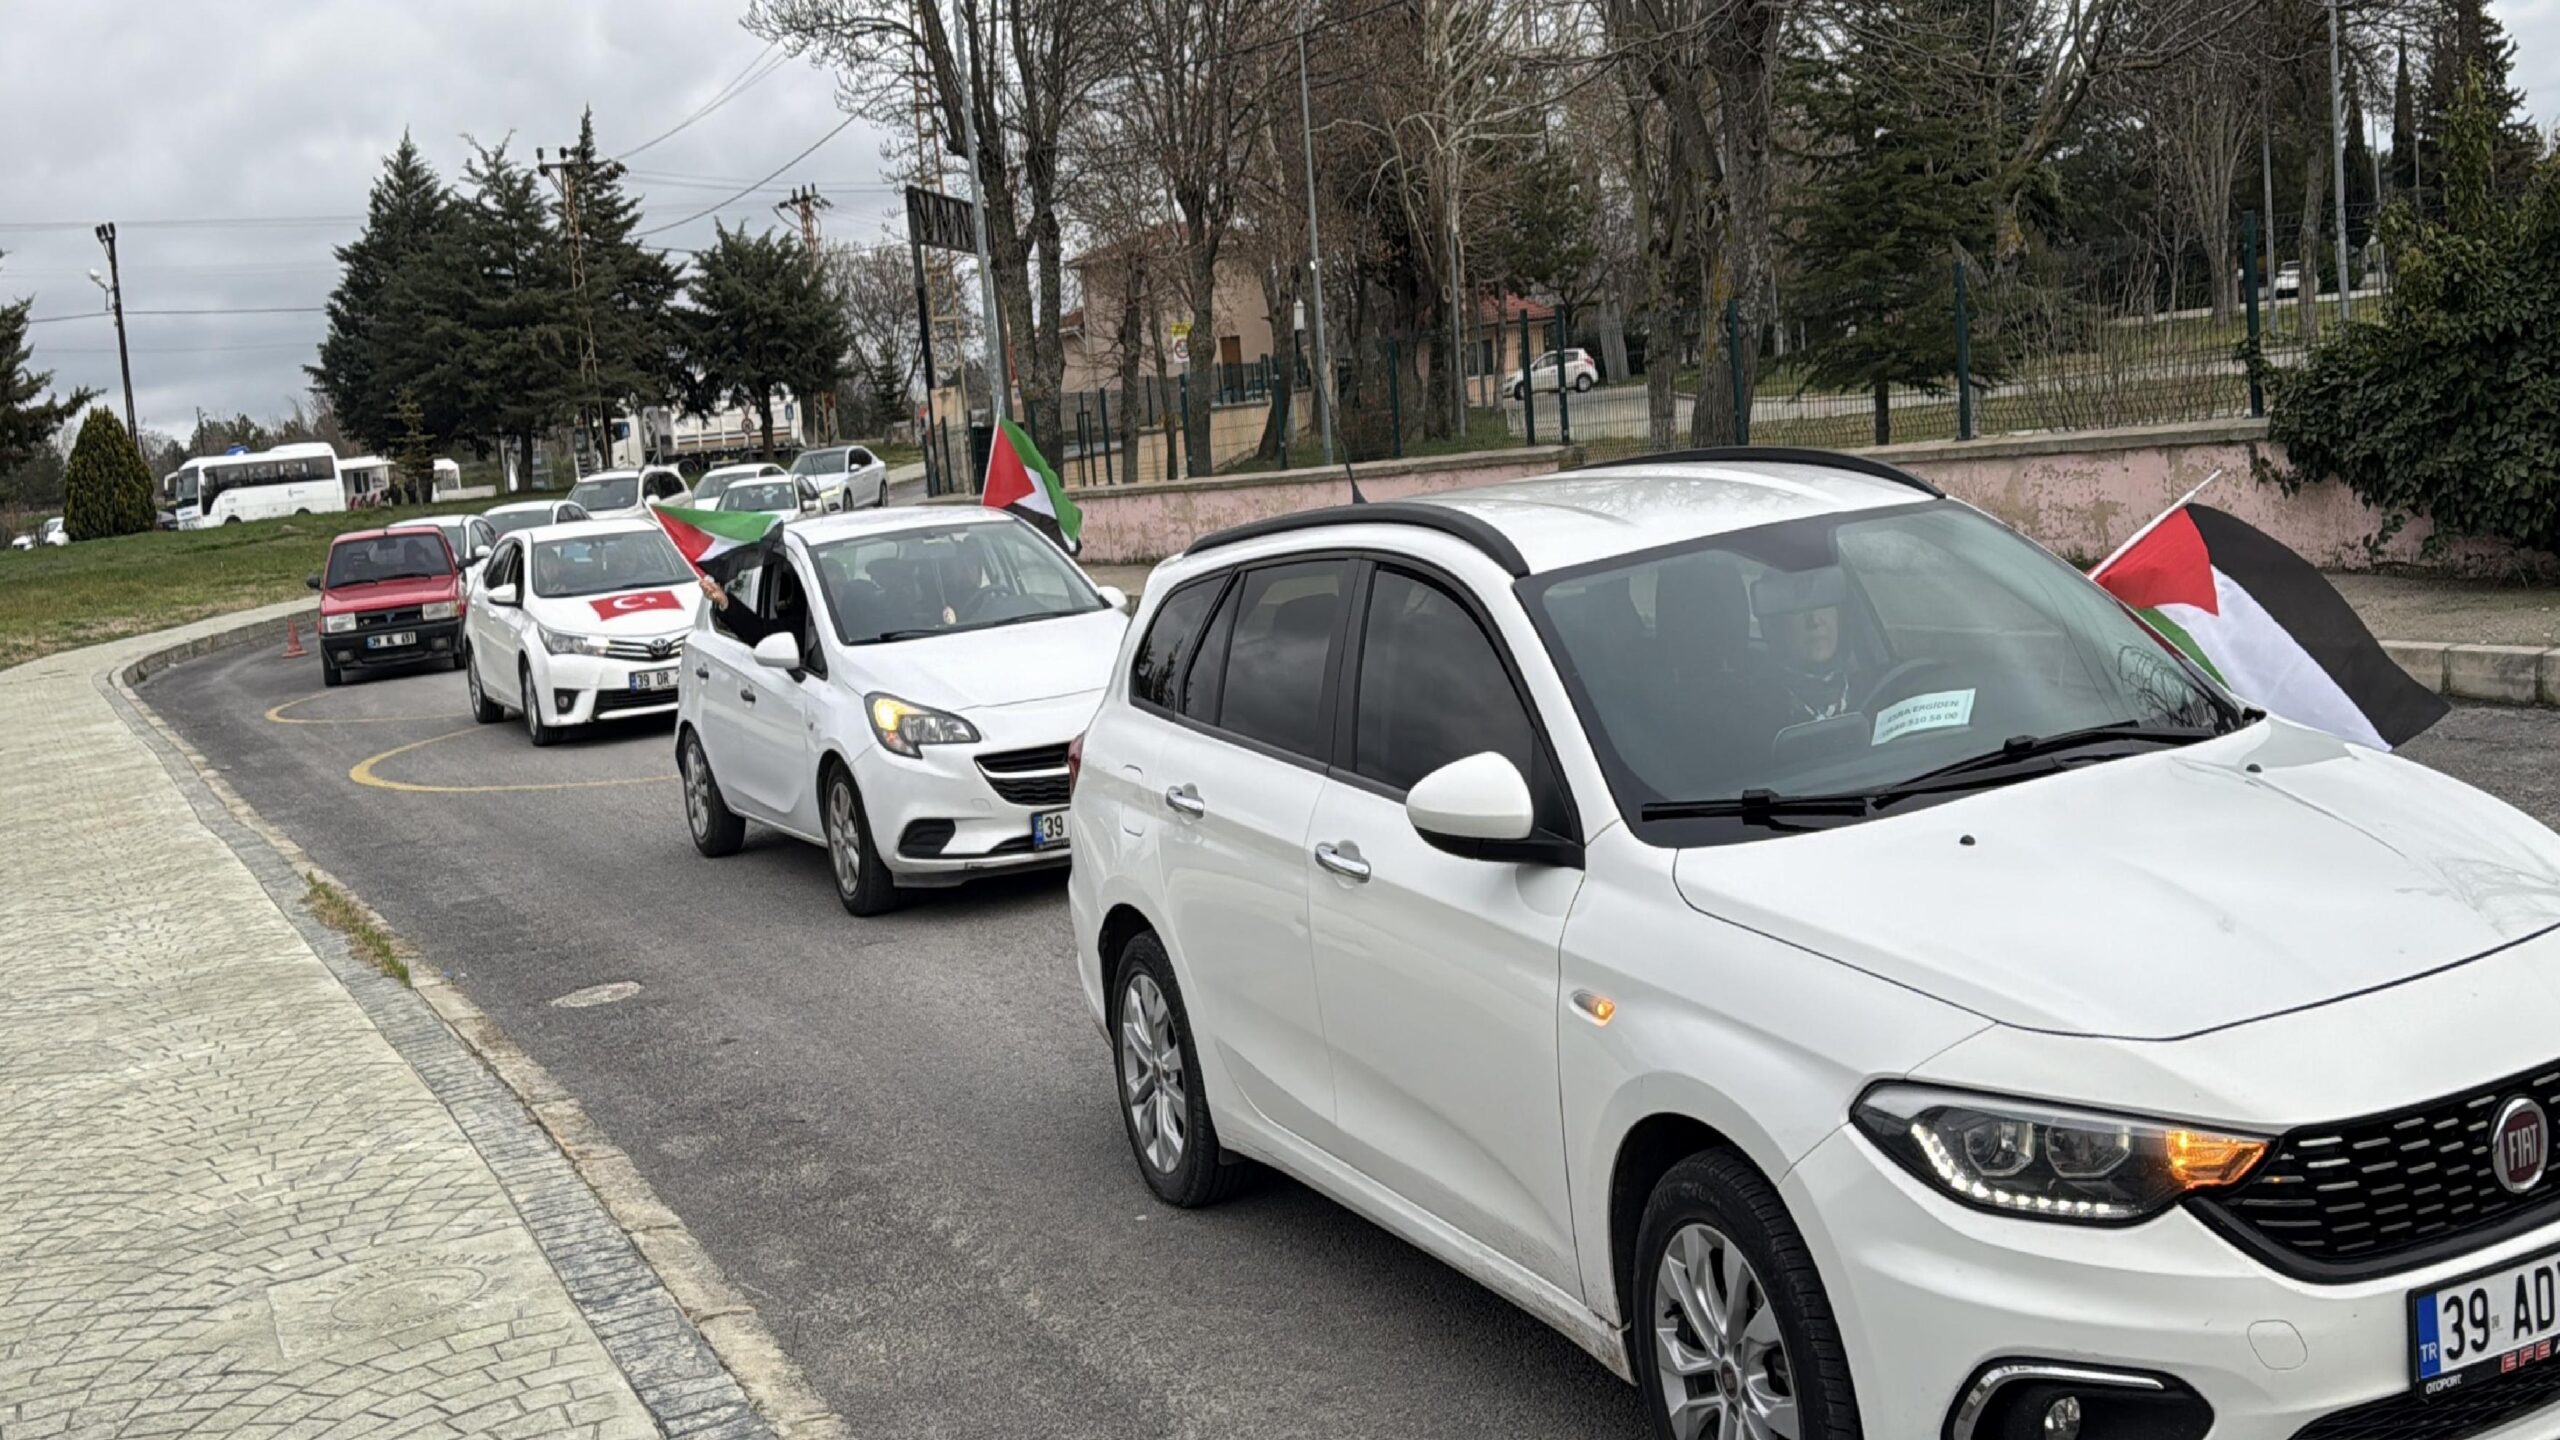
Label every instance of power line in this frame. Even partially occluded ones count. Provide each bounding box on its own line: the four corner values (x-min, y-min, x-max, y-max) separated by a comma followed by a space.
633, 115, 861, 238
616, 42, 787, 160
0, 216, 358, 232
26, 306, 323, 325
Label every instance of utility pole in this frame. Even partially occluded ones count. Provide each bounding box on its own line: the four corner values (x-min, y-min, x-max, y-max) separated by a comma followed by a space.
1297, 24, 1335, 468
950, 0, 1010, 423
776, 184, 837, 443
538, 146, 616, 469
91, 224, 136, 442
2327, 0, 2353, 323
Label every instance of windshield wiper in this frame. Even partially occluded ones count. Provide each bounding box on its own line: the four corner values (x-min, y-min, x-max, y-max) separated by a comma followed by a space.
1642, 790, 1877, 823
1895, 720, 2217, 788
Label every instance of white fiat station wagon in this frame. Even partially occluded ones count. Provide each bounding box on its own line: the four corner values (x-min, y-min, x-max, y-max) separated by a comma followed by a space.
1066, 450, 2560, 1440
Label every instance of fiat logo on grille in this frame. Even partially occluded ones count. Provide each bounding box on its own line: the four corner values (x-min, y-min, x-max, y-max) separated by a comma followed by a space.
2493, 1097, 2549, 1196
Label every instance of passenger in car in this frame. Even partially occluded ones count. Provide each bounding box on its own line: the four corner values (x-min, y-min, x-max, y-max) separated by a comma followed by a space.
1756, 567, 1863, 722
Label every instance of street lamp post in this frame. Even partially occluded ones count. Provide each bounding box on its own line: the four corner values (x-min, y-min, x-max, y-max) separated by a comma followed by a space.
91, 224, 137, 440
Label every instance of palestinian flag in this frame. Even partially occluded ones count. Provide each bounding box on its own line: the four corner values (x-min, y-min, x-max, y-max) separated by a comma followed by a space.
982, 418, 1082, 554
2093, 503, 2446, 751
649, 502, 783, 584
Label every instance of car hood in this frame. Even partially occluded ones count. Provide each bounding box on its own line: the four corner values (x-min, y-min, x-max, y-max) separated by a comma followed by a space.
321, 575, 459, 613
847, 606, 1128, 711
525, 584, 703, 633
1672, 719, 2560, 1040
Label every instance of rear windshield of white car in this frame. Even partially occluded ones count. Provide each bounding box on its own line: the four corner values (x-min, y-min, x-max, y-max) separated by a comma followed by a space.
1524, 502, 2231, 843
529, 531, 694, 599
809, 521, 1103, 645
570, 476, 639, 511
790, 449, 849, 476
485, 508, 555, 537
720, 482, 796, 512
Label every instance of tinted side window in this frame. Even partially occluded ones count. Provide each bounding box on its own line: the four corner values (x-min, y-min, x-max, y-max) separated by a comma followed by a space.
1131, 578, 1223, 711
1354, 569, 1536, 793
1214, 561, 1348, 761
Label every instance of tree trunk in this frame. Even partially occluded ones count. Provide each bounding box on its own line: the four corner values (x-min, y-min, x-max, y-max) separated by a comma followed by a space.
1594, 304, 1630, 383
1445, 197, 1467, 439
1185, 245, 1218, 478
758, 390, 777, 459
1024, 169, 1068, 465
1151, 302, 1178, 482
516, 432, 534, 494
1255, 267, 1300, 462
2297, 137, 2328, 342
1710, 15, 1777, 440
1871, 380, 1891, 445
1114, 269, 1146, 485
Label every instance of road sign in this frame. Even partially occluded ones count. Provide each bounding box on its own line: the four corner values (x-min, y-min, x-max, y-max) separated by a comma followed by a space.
904, 187, 980, 255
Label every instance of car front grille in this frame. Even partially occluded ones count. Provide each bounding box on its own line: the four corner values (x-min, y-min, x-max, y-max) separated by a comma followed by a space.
355, 606, 424, 630
2291, 1370, 2560, 1440
976, 744, 1071, 809
603, 634, 686, 663
2192, 1058, 2560, 1280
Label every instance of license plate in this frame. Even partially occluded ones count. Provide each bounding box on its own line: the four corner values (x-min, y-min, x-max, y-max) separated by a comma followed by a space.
365, 631, 415, 650
1031, 811, 1070, 849
2412, 1242, 2560, 1395
629, 668, 678, 693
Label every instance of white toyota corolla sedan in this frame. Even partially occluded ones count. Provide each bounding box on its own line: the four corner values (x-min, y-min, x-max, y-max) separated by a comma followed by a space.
1067, 451, 2560, 1440
462, 518, 704, 744
675, 508, 1128, 914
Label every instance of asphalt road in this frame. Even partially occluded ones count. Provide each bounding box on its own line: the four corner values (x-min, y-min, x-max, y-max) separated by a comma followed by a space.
141, 639, 2560, 1439
145, 638, 1645, 1440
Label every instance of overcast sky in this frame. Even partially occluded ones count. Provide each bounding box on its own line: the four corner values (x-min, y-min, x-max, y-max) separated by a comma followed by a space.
3, 0, 2555, 443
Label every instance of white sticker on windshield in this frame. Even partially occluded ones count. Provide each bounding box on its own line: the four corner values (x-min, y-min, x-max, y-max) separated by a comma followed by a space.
1871, 688, 1976, 746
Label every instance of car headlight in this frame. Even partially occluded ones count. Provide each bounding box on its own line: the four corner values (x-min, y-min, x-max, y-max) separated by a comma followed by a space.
867, 693, 979, 758
536, 624, 611, 657
1853, 1084, 2267, 1225
320, 613, 355, 635
420, 600, 458, 621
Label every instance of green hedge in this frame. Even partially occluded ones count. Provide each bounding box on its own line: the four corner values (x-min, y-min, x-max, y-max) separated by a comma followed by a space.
62, 408, 156, 541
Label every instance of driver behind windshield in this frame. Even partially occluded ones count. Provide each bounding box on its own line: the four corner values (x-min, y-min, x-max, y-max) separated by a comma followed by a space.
1755, 567, 1861, 723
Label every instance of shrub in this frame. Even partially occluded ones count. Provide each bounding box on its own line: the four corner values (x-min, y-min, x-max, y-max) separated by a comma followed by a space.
61, 407, 156, 541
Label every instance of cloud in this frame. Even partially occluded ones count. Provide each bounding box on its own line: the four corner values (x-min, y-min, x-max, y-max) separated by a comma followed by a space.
0, 0, 905, 440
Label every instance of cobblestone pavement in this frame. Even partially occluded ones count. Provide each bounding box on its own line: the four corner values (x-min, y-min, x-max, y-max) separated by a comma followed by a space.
0, 607, 770, 1440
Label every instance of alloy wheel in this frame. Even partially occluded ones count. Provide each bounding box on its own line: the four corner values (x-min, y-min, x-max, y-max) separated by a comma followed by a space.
1653, 1222, 1798, 1440
684, 740, 711, 841
826, 778, 862, 895
521, 671, 539, 738
1119, 973, 1186, 1173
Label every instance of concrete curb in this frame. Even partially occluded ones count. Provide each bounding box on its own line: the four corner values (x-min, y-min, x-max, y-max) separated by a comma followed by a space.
110, 617, 850, 1440
2385, 639, 2560, 706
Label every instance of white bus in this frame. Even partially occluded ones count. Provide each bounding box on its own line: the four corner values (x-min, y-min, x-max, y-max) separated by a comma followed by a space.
172, 443, 346, 528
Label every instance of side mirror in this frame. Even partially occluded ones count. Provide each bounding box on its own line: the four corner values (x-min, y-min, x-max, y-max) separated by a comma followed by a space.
487, 583, 520, 608
1097, 585, 1129, 613
470, 543, 490, 563
305, 574, 322, 591
1407, 753, 1580, 868
752, 632, 801, 672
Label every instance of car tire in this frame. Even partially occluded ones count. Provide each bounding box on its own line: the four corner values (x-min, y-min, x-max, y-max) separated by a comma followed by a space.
1633, 1151, 1861, 1440
465, 647, 503, 723
520, 664, 557, 748
321, 654, 343, 688
1574, 373, 1594, 393
223, 516, 241, 525
1111, 932, 1246, 1207
681, 729, 746, 857
822, 764, 899, 916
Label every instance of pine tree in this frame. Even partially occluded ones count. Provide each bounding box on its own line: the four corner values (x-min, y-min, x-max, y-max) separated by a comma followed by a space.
1, 282, 99, 473
311, 137, 453, 453
61, 407, 154, 541
392, 390, 435, 504
682, 225, 854, 458
549, 110, 681, 461
2391, 47, 2421, 208
2420, 0, 2538, 195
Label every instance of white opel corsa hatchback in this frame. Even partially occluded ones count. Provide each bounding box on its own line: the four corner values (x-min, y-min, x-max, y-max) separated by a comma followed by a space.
676, 508, 1128, 914
1066, 451, 2560, 1440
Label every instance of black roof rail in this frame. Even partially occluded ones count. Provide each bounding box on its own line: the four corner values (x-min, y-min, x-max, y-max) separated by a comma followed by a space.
1576, 445, 1945, 498
1183, 501, 1532, 578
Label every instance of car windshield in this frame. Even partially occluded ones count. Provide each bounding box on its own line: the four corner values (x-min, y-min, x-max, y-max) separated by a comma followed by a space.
1527, 503, 2229, 836
790, 449, 848, 477
326, 532, 453, 587
528, 529, 693, 599
693, 474, 736, 502
569, 475, 639, 511
484, 508, 556, 537
809, 522, 1103, 645
721, 481, 796, 512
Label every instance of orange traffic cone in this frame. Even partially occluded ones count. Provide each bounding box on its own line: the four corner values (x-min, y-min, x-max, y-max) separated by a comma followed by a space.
282, 619, 307, 659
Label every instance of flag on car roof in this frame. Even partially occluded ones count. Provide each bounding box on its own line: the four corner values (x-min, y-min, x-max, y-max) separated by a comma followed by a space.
2092, 503, 2446, 751
981, 418, 1082, 554
648, 501, 783, 584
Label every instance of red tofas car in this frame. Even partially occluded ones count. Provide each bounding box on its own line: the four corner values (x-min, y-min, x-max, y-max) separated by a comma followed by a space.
307, 527, 467, 687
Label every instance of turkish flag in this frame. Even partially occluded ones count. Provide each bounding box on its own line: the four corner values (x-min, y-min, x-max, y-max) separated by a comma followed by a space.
589, 589, 684, 621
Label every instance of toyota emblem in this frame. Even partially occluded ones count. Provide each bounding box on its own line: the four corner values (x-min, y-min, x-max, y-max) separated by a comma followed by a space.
649, 638, 672, 659
2493, 1097, 2549, 1196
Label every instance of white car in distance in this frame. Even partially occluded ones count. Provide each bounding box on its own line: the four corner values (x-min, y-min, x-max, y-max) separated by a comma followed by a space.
712, 476, 818, 525
675, 509, 1128, 915
482, 498, 592, 543
463, 518, 705, 745
789, 445, 890, 511
690, 462, 788, 511
1067, 455, 2560, 1440
569, 467, 689, 520
410, 514, 497, 586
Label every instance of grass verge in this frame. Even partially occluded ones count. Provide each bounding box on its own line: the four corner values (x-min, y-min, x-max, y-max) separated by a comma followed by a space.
302, 874, 413, 986
0, 499, 500, 670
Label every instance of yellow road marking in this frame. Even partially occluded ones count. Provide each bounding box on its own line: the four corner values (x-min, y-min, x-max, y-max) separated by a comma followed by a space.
349, 726, 677, 795
265, 693, 452, 725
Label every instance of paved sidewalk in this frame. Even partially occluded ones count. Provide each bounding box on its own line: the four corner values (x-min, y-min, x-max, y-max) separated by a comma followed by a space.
0, 607, 766, 1439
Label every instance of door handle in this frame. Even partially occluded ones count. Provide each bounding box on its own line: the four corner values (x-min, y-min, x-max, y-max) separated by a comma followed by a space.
740, 689, 758, 705
1163, 784, 1205, 818
1314, 841, 1371, 882
694, 665, 709, 680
